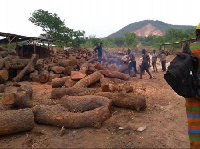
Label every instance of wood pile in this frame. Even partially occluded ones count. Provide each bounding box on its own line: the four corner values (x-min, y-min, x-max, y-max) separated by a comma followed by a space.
0, 46, 146, 135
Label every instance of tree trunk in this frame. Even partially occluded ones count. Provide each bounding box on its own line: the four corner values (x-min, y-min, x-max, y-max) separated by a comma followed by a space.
64, 77, 76, 88
0, 70, 8, 84
4, 59, 29, 70
52, 77, 67, 88
49, 71, 60, 82
13, 54, 38, 82
29, 70, 39, 82
39, 70, 49, 83
51, 87, 100, 99
0, 108, 34, 135
51, 66, 65, 74
33, 104, 111, 128
100, 70, 130, 80
70, 71, 86, 80
60, 95, 112, 112
73, 71, 102, 88
117, 64, 129, 73
0, 56, 12, 69
79, 63, 89, 74
95, 92, 146, 111
94, 62, 107, 70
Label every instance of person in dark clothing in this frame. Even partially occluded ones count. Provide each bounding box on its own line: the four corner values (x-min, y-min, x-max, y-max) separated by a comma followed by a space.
94, 42, 103, 63
127, 49, 137, 76
140, 49, 152, 79
160, 50, 167, 71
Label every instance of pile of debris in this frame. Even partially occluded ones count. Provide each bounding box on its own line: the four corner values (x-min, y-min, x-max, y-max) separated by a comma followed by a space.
0, 47, 146, 136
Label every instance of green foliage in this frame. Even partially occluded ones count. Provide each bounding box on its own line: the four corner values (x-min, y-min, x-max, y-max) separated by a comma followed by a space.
124, 32, 138, 48
29, 9, 85, 47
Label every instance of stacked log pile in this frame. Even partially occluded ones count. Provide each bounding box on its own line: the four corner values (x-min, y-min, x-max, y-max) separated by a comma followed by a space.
0, 46, 146, 135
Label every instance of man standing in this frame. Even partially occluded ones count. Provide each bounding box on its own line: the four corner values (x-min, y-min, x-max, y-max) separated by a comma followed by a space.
140, 49, 152, 79
94, 42, 103, 63
152, 50, 158, 72
127, 49, 137, 76
160, 50, 167, 71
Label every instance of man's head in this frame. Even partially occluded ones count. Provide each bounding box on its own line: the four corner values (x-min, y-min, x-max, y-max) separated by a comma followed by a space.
142, 49, 146, 54
196, 24, 200, 41
100, 42, 103, 46
127, 49, 131, 54
153, 50, 156, 53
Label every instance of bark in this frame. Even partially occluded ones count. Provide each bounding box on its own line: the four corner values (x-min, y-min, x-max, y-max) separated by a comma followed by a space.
33, 104, 111, 128
13, 54, 38, 82
64, 77, 76, 88
39, 70, 50, 83
0, 70, 8, 84
29, 70, 39, 82
100, 70, 130, 80
117, 64, 129, 73
4, 59, 29, 70
60, 95, 112, 112
51, 66, 65, 74
0, 108, 34, 136
49, 71, 61, 82
95, 92, 146, 111
73, 71, 102, 88
94, 62, 107, 70
79, 63, 89, 74
51, 87, 100, 99
0, 56, 12, 69
0, 84, 5, 93
52, 77, 67, 88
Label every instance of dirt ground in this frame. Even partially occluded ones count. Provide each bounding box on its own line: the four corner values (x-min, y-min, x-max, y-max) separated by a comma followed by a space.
0, 55, 190, 148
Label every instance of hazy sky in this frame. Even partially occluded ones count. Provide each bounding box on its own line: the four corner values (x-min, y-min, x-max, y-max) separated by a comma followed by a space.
0, 0, 199, 38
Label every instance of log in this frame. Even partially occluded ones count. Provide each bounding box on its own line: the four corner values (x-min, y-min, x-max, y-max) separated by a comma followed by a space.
39, 70, 50, 83
79, 62, 89, 74
94, 62, 107, 70
13, 54, 38, 82
29, 70, 39, 82
95, 92, 146, 111
49, 71, 61, 82
2, 85, 33, 108
0, 108, 34, 135
60, 95, 112, 112
64, 77, 76, 88
52, 77, 67, 88
51, 87, 100, 99
117, 64, 129, 73
35, 59, 44, 71
51, 66, 65, 74
73, 71, 102, 88
70, 71, 86, 80
0, 84, 5, 93
0, 51, 8, 58
33, 104, 111, 128
0, 70, 8, 84
4, 59, 29, 70
0, 56, 12, 69
100, 70, 130, 80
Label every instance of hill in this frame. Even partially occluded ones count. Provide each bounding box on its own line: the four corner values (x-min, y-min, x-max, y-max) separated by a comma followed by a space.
107, 20, 195, 38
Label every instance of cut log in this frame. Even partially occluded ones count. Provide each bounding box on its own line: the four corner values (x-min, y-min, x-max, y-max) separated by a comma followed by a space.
94, 62, 107, 70
51, 66, 65, 74
95, 92, 146, 111
100, 70, 130, 80
49, 71, 60, 82
64, 77, 76, 88
0, 70, 8, 84
29, 70, 39, 82
62, 67, 69, 76
52, 77, 67, 88
2, 85, 33, 108
4, 59, 29, 70
60, 95, 112, 112
0, 84, 5, 93
51, 87, 100, 99
70, 71, 86, 80
33, 104, 111, 128
0, 108, 34, 136
117, 64, 129, 73
73, 71, 102, 88
35, 59, 44, 71
0, 51, 8, 58
13, 54, 38, 82
79, 62, 89, 74
0, 56, 12, 69
39, 70, 50, 83
107, 64, 118, 71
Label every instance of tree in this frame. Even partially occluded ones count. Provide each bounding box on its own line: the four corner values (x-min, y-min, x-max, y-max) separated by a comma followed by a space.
124, 32, 138, 48
29, 9, 85, 47
164, 28, 184, 43
114, 37, 125, 47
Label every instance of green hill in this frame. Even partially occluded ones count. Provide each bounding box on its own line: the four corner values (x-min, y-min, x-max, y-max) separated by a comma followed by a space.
107, 20, 195, 38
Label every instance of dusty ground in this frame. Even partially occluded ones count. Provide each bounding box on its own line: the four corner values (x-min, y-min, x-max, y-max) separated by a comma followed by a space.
0, 55, 190, 148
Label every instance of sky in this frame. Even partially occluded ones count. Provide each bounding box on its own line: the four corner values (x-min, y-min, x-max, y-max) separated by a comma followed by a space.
0, 0, 199, 38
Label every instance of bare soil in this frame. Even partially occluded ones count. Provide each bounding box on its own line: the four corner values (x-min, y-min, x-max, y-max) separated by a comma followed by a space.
0, 55, 190, 148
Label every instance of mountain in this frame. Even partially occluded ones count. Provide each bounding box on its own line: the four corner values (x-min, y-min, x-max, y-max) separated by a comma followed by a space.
107, 20, 195, 38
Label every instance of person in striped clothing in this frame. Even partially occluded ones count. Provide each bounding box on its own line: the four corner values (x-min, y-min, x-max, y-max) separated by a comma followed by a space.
186, 24, 200, 148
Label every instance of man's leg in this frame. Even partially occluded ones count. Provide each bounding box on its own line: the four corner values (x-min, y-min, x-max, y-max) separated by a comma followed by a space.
133, 61, 137, 74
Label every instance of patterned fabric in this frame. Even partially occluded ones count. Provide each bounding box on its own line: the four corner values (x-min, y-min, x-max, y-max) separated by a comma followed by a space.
186, 41, 200, 148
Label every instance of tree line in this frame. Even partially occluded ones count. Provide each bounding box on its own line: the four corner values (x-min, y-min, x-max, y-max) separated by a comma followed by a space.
29, 9, 195, 49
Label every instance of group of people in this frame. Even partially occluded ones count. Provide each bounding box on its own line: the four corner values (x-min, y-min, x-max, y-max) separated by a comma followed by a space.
93, 42, 167, 79
126, 48, 167, 79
